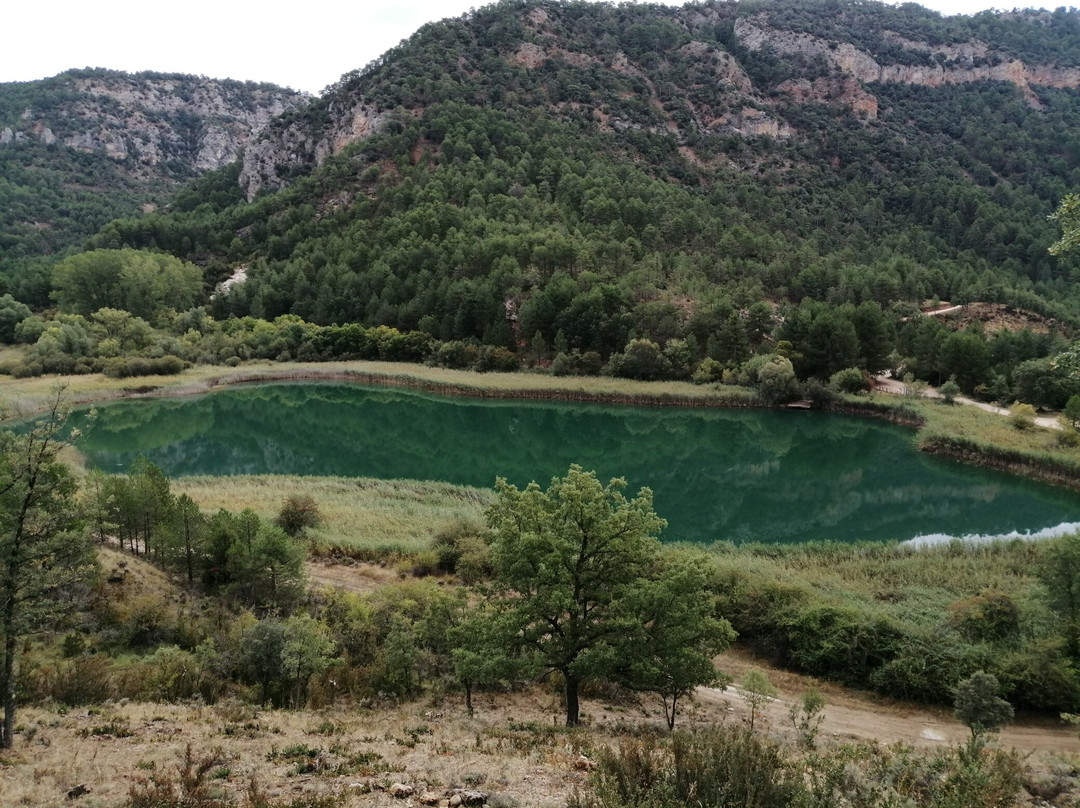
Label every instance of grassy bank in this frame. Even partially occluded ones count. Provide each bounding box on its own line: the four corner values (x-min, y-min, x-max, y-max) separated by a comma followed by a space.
172, 474, 490, 556
911, 398, 1080, 490
0, 359, 756, 419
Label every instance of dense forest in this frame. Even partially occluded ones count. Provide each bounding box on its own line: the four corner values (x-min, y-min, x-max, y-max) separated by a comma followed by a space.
2, 0, 1080, 405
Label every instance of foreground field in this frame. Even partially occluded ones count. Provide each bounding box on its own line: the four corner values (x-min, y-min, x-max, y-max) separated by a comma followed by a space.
5, 646, 1078, 808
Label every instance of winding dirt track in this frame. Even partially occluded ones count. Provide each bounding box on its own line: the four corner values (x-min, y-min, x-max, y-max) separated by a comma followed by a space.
309, 560, 1080, 757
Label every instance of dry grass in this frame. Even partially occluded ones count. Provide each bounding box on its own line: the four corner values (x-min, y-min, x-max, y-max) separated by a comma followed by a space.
0, 360, 753, 424
171, 475, 490, 555
0, 688, 657, 808
5, 656, 1078, 808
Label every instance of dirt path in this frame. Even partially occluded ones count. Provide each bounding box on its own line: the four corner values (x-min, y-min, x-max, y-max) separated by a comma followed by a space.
305, 561, 1080, 759
706, 650, 1080, 755
873, 374, 1062, 430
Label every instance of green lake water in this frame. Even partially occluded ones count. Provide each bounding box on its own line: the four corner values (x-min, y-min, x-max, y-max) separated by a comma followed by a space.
68, 382, 1080, 544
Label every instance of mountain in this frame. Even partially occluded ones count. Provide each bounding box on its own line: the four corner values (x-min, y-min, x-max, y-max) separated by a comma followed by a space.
0, 69, 308, 303
14, 0, 1080, 395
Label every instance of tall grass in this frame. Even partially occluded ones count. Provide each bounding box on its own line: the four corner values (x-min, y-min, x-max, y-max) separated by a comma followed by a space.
172, 475, 491, 555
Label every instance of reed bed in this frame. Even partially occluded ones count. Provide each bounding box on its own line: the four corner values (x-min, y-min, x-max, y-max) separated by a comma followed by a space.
171, 474, 491, 555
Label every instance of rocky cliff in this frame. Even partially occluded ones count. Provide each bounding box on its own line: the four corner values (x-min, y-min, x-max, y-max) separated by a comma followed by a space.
0, 70, 309, 178
237, 0, 1080, 200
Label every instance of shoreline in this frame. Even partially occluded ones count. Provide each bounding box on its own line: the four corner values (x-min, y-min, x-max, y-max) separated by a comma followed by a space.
4, 359, 1080, 494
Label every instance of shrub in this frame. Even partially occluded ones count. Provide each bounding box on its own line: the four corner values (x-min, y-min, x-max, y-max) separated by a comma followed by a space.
691, 357, 724, 384
431, 340, 479, 369
939, 377, 961, 404
102, 355, 187, 378
571, 727, 808, 808
275, 495, 322, 537
829, 367, 866, 395
474, 345, 519, 373
1010, 402, 1036, 430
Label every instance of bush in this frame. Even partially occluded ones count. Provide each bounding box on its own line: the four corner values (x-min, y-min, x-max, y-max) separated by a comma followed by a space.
939, 377, 961, 404
552, 350, 603, 376
691, 357, 724, 384
431, 340, 479, 369
608, 339, 670, 381
1010, 402, 1037, 430
102, 355, 187, 378
572, 727, 809, 808
829, 367, 866, 395
474, 345, 519, 373
275, 495, 322, 537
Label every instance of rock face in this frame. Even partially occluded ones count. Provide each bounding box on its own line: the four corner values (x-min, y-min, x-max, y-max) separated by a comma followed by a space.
734, 14, 1080, 110
0, 70, 309, 178
239, 103, 386, 200
235, 1, 1080, 199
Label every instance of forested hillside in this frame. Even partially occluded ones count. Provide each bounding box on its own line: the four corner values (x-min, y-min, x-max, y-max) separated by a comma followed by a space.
0, 69, 307, 303
6, 0, 1080, 404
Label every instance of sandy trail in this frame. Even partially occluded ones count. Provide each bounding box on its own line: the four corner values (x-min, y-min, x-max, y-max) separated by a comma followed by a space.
873, 374, 1062, 429
706, 650, 1080, 755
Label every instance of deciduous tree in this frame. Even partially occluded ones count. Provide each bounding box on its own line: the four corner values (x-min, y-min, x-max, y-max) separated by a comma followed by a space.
485, 465, 666, 725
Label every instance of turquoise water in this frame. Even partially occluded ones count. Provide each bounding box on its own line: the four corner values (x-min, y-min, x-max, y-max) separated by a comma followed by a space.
68, 383, 1080, 544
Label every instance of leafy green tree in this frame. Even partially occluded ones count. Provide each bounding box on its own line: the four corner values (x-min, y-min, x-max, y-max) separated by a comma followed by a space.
485, 465, 666, 725
954, 670, 1013, 739
52, 249, 202, 323
281, 614, 334, 707
235, 618, 288, 704
1065, 394, 1080, 430
449, 605, 528, 714
1040, 532, 1080, 660
89, 308, 154, 353
740, 669, 777, 731
0, 295, 31, 345
829, 367, 866, 395
938, 331, 990, 393
165, 494, 205, 586
0, 391, 95, 747
621, 554, 735, 729
608, 338, 670, 381
226, 522, 306, 612
1050, 193, 1080, 257
939, 377, 961, 404
755, 355, 799, 405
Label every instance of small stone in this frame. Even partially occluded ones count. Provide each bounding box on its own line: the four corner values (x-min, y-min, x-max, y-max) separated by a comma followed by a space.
389, 783, 415, 799
418, 791, 441, 805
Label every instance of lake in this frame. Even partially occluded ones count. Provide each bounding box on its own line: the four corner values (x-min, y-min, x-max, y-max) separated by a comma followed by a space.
68, 382, 1080, 544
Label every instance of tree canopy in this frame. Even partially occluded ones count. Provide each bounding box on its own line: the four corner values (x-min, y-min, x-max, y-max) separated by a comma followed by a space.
484, 464, 667, 725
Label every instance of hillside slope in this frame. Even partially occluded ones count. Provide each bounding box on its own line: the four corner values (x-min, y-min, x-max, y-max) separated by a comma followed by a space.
22, 0, 1080, 398
0, 69, 308, 302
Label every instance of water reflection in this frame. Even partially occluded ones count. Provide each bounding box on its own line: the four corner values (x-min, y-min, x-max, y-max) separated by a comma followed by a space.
69, 383, 1080, 544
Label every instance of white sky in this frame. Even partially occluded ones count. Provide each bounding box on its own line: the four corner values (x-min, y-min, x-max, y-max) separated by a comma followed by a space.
1, 0, 1035, 96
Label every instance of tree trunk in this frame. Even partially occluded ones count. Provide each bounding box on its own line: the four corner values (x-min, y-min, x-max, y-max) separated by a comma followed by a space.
665, 694, 678, 731
564, 671, 580, 726
464, 679, 473, 716
1, 629, 15, 748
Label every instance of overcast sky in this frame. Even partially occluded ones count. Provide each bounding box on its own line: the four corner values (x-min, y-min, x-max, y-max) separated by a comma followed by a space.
2, 0, 1037, 96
